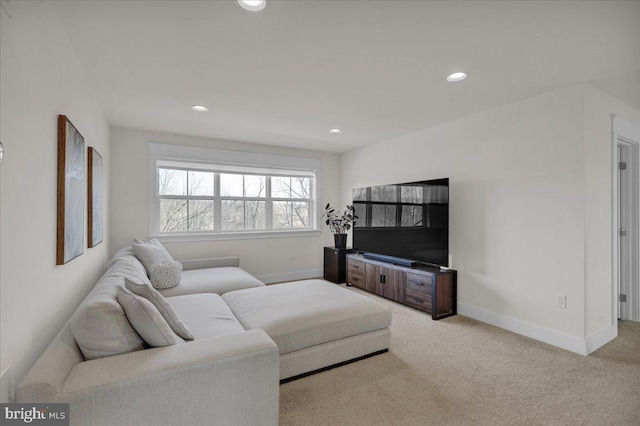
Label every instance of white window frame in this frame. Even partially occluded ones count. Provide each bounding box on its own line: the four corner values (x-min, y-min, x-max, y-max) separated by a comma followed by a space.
149, 143, 321, 242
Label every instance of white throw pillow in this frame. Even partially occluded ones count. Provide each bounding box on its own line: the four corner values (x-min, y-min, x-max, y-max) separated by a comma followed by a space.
149, 260, 183, 290
132, 238, 174, 274
116, 286, 184, 347
124, 278, 194, 340
70, 277, 146, 360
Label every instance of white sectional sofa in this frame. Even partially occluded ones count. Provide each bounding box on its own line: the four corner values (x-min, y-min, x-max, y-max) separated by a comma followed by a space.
16, 246, 391, 426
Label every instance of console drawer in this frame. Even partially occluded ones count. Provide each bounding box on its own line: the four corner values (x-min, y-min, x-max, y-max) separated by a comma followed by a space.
406, 272, 433, 296
405, 288, 432, 312
348, 259, 364, 275
347, 271, 364, 288
347, 257, 364, 287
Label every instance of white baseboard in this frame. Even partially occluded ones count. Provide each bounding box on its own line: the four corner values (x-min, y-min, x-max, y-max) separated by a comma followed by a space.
585, 324, 617, 354
256, 269, 323, 285
458, 303, 591, 356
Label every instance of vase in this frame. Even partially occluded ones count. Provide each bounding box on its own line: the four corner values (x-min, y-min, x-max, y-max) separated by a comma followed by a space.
334, 234, 347, 249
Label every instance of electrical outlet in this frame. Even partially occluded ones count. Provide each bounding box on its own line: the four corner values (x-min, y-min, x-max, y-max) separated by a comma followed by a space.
555, 294, 567, 309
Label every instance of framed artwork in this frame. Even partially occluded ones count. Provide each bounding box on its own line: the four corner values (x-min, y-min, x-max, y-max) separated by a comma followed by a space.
57, 115, 85, 265
88, 147, 103, 248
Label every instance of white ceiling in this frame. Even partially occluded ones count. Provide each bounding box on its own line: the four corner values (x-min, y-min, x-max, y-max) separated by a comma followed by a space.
52, 0, 640, 153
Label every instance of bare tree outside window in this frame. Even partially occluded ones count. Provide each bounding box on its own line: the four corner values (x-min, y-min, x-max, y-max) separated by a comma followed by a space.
159, 168, 214, 232
353, 203, 367, 227
352, 187, 367, 201
401, 186, 423, 204
220, 173, 243, 197
220, 174, 266, 230
160, 199, 188, 232
221, 200, 244, 231
189, 200, 214, 230
272, 177, 310, 229
372, 204, 396, 227
401, 186, 423, 227
271, 177, 290, 198
221, 200, 266, 230
159, 169, 187, 195
371, 185, 396, 202
401, 205, 423, 227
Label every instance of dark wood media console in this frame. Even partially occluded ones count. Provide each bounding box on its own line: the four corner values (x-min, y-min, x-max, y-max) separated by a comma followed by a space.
346, 253, 457, 320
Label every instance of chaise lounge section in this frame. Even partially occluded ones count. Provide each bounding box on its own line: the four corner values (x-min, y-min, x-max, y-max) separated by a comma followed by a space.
223, 280, 391, 381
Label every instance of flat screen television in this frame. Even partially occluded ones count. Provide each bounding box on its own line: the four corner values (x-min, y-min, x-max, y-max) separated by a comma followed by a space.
352, 178, 449, 267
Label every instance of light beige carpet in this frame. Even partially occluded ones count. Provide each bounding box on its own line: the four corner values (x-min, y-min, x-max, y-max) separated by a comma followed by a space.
280, 285, 640, 425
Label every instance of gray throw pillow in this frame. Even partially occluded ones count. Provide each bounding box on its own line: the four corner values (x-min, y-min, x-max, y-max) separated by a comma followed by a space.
124, 278, 194, 340
149, 260, 183, 290
132, 238, 174, 274
70, 279, 146, 360
116, 286, 184, 347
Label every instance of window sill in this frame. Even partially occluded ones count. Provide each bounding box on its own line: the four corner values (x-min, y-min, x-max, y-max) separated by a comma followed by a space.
152, 229, 322, 243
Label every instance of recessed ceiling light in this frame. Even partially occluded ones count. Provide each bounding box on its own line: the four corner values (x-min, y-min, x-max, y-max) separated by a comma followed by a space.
446, 72, 468, 82
191, 105, 208, 112
237, 0, 266, 12
329, 128, 342, 134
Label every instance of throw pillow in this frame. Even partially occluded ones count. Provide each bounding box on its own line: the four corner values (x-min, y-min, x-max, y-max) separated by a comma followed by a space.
132, 238, 174, 274
124, 278, 194, 340
70, 279, 146, 360
149, 260, 183, 290
116, 286, 184, 347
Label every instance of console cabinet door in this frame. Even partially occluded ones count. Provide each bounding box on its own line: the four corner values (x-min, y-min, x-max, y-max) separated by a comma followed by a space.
376, 266, 394, 301
379, 266, 393, 299
388, 269, 405, 303
364, 264, 405, 303
364, 263, 379, 293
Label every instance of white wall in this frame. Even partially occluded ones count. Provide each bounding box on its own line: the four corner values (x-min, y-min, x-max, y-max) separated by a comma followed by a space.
109, 127, 340, 282
583, 85, 640, 338
0, 1, 110, 396
342, 85, 608, 353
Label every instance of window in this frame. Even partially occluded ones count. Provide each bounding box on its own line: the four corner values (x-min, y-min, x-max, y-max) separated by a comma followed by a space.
149, 143, 320, 240
158, 169, 215, 232
219, 173, 266, 231
272, 176, 311, 229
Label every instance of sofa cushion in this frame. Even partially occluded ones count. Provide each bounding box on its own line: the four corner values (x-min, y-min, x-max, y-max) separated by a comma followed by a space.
159, 267, 264, 297
132, 238, 174, 272
117, 286, 184, 347
222, 280, 392, 355
166, 293, 245, 339
125, 278, 194, 340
